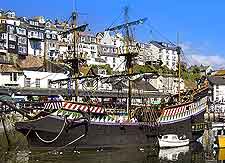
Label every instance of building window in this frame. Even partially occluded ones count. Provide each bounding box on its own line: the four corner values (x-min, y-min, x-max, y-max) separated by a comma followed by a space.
52, 34, 56, 39
9, 34, 16, 41
216, 85, 219, 89
18, 37, 27, 44
9, 44, 15, 49
48, 79, 51, 88
25, 78, 31, 87
113, 57, 116, 63
46, 33, 51, 39
35, 78, 40, 88
10, 73, 17, 81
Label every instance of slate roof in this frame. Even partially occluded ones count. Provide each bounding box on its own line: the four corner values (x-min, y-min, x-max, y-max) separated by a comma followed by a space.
208, 76, 225, 85
150, 41, 177, 51
133, 79, 158, 92
112, 79, 158, 92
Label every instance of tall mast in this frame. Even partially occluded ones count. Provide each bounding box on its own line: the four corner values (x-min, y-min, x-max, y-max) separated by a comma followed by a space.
105, 10, 147, 119
72, 11, 79, 102
124, 7, 132, 117
177, 32, 181, 103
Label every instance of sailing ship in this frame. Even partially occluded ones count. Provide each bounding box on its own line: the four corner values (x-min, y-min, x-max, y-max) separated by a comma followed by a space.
11, 9, 209, 149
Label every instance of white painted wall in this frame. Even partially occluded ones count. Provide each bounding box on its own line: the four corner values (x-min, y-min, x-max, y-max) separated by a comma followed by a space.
28, 40, 44, 56
0, 72, 24, 87
100, 55, 125, 72
23, 71, 67, 88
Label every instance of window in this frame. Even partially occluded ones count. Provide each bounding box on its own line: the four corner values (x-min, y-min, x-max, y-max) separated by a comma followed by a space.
9, 34, 16, 41
91, 51, 95, 58
46, 33, 51, 39
10, 73, 17, 81
25, 78, 31, 87
105, 57, 107, 61
48, 79, 51, 88
18, 37, 27, 44
81, 37, 85, 42
91, 46, 95, 50
35, 79, 40, 88
52, 34, 56, 39
113, 57, 116, 63
9, 44, 15, 49
31, 31, 34, 36
216, 85, 219, 89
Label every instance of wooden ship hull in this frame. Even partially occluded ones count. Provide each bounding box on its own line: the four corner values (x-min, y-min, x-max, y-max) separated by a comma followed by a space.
15, 96, 207, 149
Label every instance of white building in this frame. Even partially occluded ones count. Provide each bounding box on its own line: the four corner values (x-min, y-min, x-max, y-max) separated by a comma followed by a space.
149, 41, 178, 71
45, 29, 60, 61
23, 71, 67, 88
0, 64, 24, 87
147, 74, 184, 95
97, 31, 125, 72
27, 19, 45, 57
208, 76, 225, 112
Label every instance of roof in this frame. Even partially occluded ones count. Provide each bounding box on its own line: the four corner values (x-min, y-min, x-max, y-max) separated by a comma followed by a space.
150, 41, 177, 51
214, 70, 225, 76
133, 79, 158, 92
112, 80, 128, 90
16, 55, 44, 70
208, 76, 225, 85
95, 58, 106, 63
0, 64, 22, 73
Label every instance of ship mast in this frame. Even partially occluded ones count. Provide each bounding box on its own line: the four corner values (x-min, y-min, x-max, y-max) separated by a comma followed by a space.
177, 33, 181, 103
72, 11, 79, 101
105, 9, 147, 119
59, 10, 88, 101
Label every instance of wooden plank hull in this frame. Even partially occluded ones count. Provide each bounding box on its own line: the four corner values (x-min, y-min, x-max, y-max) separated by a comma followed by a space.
15, 110, 205, 149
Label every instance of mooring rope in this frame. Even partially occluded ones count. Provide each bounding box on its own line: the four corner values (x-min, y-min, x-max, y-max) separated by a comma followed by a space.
56, 134, 85, 150
35, 117, 67, 144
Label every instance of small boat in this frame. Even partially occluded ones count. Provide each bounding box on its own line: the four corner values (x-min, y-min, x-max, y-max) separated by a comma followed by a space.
158, 134, 189, 148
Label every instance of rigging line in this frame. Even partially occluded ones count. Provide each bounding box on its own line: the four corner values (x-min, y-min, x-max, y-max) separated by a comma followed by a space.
113, 59, 127, 72
145, 22, 176, 46
106, 10, 124, 31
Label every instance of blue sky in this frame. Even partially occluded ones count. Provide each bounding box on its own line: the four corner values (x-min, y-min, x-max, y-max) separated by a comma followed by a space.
2, 0, 225, 68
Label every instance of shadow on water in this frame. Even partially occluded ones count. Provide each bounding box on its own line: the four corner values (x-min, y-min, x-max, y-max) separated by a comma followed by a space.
0, 131, 224, 163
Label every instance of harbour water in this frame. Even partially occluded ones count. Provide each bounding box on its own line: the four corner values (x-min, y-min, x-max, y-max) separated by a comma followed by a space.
0, 131, 223, 163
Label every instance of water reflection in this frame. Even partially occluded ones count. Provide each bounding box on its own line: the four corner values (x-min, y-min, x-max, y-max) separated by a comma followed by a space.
159, 146, 189, 161
1, 131, 225, 163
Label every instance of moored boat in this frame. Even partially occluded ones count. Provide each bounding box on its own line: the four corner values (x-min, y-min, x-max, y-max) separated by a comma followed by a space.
158, 134, 189, 148
14, 93, 207, 149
